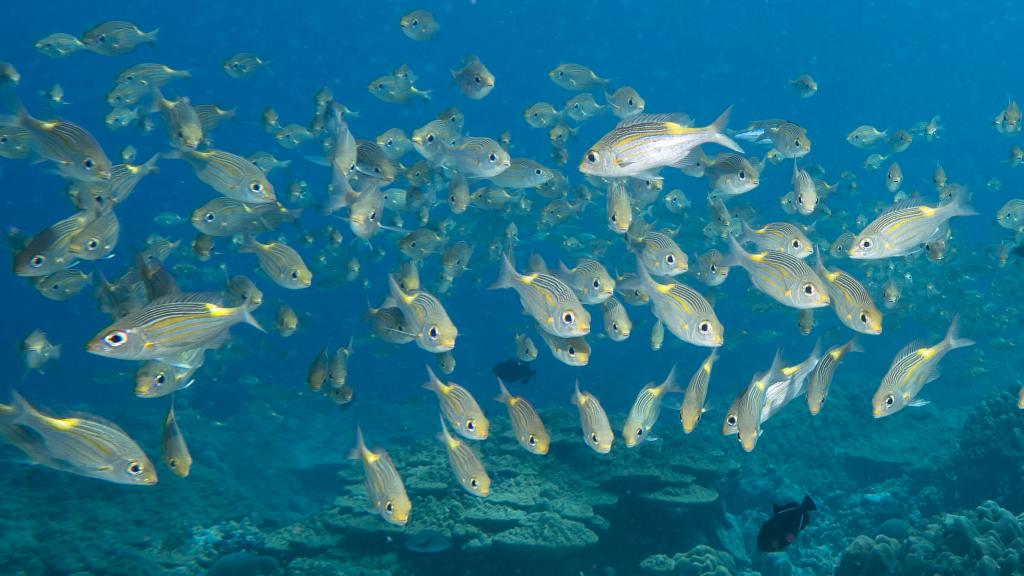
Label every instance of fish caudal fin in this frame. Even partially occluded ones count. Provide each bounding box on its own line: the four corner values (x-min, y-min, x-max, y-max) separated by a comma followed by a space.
944, 314, 975, 351
801, 494, 817, 512
489, 253, 517, 290
707, 106, 744, 154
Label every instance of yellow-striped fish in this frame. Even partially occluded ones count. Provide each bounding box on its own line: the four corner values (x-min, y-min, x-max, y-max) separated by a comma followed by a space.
490, 254, 589, 338
162, 398, 192, 478
872, 315, 974, 418
600, 297, 632, 342
389, 276, 458, 352
69, 207, 119, 260
631, 256, 724, 347
571, 380, 613, 453
723, 234, 829, 310
437, 417, 490, 497
87, 293, 263, 361
739, 221, 813, 258
0, 106, 112, 182
496, 378, 549, 455
135, 348, 205, 398
239, 236, 312, 289
680, 349, 719, 433
623, 366, 680, 447
168, 148, 275, 204
807, 337, 862, 415
0, 390, 157, 485
536, 328, 590, 366
556, 258, 615, 304
814, 254, 882, 335
423, 366, 489, 440
848, 193, 976, 259
14, 210, 91, 277
734, 352, 785, 452
579, 108, 742, 179
606, 179, 632, 234
515, 333, 539, 362
634, 231, 688, 276
348, 427, 411, 526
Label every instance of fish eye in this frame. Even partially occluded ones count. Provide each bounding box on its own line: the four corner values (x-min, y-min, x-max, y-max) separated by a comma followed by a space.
884, 394, 895, 407
376, 83, 384, 90
385, 501, 394, 514
474, 75, 482, 84
612, 322, 620, 331
792, 239, 801, 249
488, 153, 497, 162
859, 311, 869, 324
590, 432, 599, 443
98, 34, 107, 42
83, 158, 95, 170
86, 238, 99, 250
127, 461, 144, 475
374, 166, 381, 173
802, 283, 816, 295
368, 210, 377, 221
567, 345, 576, 357
470, 478, 479, 488
534, 169, 543, 176
426, 133, 435, 143
465, 419, 475, 431
699, 321, 711, 334
558, 71, 564, 77
592, 279, 601, 289
610, 214, 617, 222
627, 98, 634, 106
528, 434, 537, 446
635, 427, 644, 438
155, 372, 166, 385
249, 182, 263, 193
562, 311, 575, 325
103, 330, 128, 347
411, 18, 419, 26
29, 254, 46, 267
727, 415, 737, 426
795, 139, 802, 147
860, 239, 873, 249
428, 326, 439, 340
586, 151, 598, 163
204, 212, 216, 222
666, 254, 676, 265
739, 170, 746, 180
709, 264, 718, 273
290, 270, 299, 280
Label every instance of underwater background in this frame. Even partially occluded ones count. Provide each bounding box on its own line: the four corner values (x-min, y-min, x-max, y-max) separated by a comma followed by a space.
2, 1, 1024, 575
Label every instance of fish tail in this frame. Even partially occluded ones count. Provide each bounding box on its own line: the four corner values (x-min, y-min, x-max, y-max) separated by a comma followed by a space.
241, 304, 265, 333
571, 379, 583, 406
237, 234, 257, 254
0, 389, 32, 420
720, 234, 746, 268
489, 253, 517, 290
809, 338, 822, 363
738, 219, 755, 242
421, 365, 442, 392
943, 186, 978, 217
846, 335, 864, 354
495, 377, 512, 404
347, 426, 365, 460
141, 153, 161, 174
662, 364, 681, 394
707, 106, 744, 153
801, 494, 817, 512
943, 313, 975, 351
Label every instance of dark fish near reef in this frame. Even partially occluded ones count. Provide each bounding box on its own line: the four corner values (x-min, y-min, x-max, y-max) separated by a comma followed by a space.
757, 494, 816, 552
492, 358, 535, 384
404, 530, 452, 554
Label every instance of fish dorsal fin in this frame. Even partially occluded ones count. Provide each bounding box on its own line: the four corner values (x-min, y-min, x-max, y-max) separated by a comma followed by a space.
881, 196, 929, 215
894, 339, 928, 362
773, 502, 799, 514
615, 113, 693, 129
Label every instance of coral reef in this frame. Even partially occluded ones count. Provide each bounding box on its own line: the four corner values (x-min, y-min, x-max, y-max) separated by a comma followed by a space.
948, 391, 1024, 511
638, 545, 736, 575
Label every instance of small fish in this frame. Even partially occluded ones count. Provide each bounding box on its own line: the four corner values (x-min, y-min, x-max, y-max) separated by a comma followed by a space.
422, 366, 489, 441
886, 162, 903, 193
680, 349, 719, 433
356, 140, 398, 182
789, 74, 817, 98
524, 102, 563, 128
367, 74, 431, 104
437, 418, 489, 497
605, 86, 645, 119
35, 33, 85, 58
376, 128, 413, 160
634, 231, 688, 276
222, 53, 271, 78
797, 309, 814, 336
151, 89, 203, 150
556, 258, 615, 305
69, 207, 119, 260
848, 192, 976, 259
0, 106, 113, 182
0, 391, 157, 485
846, 125, 888, 148
496, 378, 549, 455
86, 293, 263, 361
389, 276, 458, 352
451, 54, 494, 100
488, 158, 554, 189
606, 179, 632, 234
733, 352, 785, 452
814, 254, 883, 334
14, 210, 91, 277
491, 254, 589, 338
536, 329, 590, 366
19, 329, 60, 374
792, 161, 818, 216
275, 124, 314, 149
758, 495, 816, 552
623, 366, 680, 447
348, 427, 411, 526
307, 346, 329, 392
440, 137, 511, 178
515, 333, 539, 362
399, 228, 446, 260
707, 153, 760, 198
630, 256, 724, 347
572, 381, 613, 453
694, 249, 730, 288
32, 269, 92, 301
162, 399, 192, 478
115, 63, 190, 88
400, 9, 440, 40
549, 63, 609, 91
650, 319, 664, 351
739, 221, 813, 258
39, 84, 69, 107
239, 236, 312, 289
933, 162, 947, 191
105, 107, 140, 131
565, 93, 605, 122
328, 338, 355, 389
722, 235, 829, 310
600, 297, 632, 342
888, 129, 913, 153
224, 275, 263, 311
276, 304, 298, 337
663, 189, 690, 214
134, 351, 203, 399
872, 315, 974, 418
435, 350, 456, 375
168, 148, 274, 204
191, 198, 297, 237
830, 232, 855, 258
81, 21, 158, 55
580, 109, 742, 179
807, 337, 862, 415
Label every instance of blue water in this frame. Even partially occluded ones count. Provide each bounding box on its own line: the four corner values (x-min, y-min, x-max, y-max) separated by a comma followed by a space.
2, 1, 1023, 575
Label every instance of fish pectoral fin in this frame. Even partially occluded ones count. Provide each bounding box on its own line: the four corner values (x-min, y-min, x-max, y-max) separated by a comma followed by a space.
907, 398, 931, 408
